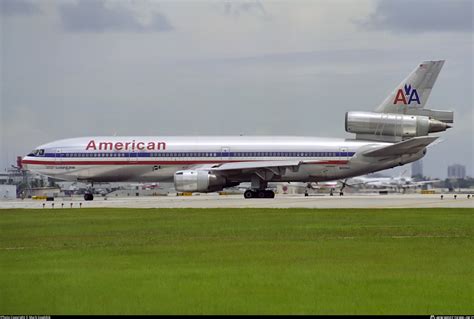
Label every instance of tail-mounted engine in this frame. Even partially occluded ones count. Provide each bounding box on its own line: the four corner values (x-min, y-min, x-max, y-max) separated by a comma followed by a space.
345, 111, 451, 142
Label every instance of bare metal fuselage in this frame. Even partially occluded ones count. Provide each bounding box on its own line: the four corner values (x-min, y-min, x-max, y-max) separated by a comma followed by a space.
22, 136, 425, 185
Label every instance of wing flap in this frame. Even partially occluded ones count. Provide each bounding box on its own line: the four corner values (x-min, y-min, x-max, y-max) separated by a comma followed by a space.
363, 136, 438, 157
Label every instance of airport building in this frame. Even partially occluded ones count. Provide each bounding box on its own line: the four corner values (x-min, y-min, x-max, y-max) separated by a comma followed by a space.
0, 168, 23, 185
447, 164, 466, 179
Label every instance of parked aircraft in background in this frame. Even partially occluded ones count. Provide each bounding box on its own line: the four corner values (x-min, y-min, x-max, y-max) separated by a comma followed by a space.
349, 173, 440, 192
22, 60, 453, 200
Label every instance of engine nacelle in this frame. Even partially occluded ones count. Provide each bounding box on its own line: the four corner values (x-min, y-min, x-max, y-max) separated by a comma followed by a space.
345, 111, 450, 139
174, 170, 226, 193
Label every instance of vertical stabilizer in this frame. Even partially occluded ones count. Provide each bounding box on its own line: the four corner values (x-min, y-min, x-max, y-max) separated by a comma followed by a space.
375, 60, 445, 114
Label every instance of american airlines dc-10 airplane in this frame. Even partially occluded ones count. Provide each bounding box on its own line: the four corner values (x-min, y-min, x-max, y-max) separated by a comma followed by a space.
22, 60, 453, 200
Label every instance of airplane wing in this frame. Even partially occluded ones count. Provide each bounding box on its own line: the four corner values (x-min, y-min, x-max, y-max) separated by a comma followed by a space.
208, 160, 301, 172
361, 180, 387, 185
412, 180, 440, 185
193, 160, 303, 181
187, 161, 303, 183
363, 136, 438, 157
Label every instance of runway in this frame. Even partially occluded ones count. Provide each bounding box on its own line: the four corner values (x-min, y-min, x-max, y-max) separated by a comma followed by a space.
1, 193, 473, 209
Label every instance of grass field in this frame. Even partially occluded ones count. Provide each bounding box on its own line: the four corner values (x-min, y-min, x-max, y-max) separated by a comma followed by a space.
0, 207, 473, 314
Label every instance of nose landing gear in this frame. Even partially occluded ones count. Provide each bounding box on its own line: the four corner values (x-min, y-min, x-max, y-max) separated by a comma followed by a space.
84, 182, 94, 201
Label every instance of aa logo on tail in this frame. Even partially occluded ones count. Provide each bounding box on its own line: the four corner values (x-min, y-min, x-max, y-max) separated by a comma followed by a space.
393, 84, 420, 105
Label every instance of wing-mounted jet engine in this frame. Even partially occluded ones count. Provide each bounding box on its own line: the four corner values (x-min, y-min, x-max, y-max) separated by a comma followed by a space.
174, 170, 227, 192
346, 60, 453, 142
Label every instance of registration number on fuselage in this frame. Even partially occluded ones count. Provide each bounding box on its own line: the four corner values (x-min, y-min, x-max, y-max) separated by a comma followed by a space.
46, 166, 76, 170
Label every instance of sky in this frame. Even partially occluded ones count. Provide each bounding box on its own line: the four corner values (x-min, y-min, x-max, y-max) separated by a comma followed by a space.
1, 0, 473, 178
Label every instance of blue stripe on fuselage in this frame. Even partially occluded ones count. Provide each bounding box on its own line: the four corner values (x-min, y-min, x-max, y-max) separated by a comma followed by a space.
36, 151, 356, 158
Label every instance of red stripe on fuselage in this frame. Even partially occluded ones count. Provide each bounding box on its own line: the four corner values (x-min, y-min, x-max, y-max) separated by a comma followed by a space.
22, 159, 349, 166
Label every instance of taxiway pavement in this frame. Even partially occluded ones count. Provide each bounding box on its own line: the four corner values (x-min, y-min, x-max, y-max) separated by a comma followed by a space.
0, 193, 473, 209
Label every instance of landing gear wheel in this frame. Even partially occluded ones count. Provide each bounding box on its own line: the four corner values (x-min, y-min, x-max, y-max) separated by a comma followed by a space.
244, 190, 254, 199
244, 189, 275, 199
339, 192, 344, 196
264, 190, 275, 198
84, 193, 94, 201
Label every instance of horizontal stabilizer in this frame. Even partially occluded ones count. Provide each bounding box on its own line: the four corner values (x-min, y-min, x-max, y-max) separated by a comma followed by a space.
403, 108, 454, 123
363, 136, 438, 157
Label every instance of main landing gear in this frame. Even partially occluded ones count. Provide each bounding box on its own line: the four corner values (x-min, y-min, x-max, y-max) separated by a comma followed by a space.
243, 176, 275, 199
244, 189, 275, 199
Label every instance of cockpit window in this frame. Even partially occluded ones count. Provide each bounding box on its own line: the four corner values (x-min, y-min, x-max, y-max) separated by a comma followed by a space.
29, 149, 45, 156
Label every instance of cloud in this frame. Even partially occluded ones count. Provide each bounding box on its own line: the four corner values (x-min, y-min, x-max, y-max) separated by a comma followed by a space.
0, 0, 41, 16
59, 0, 172, 33
357, 0, 473, 32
